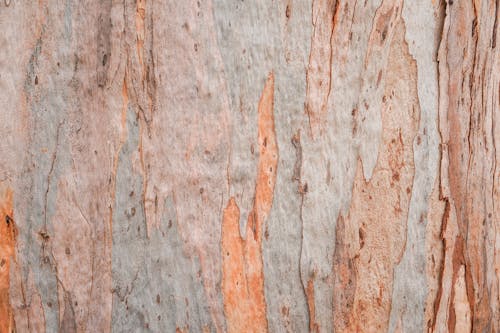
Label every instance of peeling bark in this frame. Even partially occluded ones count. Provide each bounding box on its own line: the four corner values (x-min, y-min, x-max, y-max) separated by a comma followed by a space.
222, 73, 277, 333
0, 188, 16, 333
0, 0, 498, 332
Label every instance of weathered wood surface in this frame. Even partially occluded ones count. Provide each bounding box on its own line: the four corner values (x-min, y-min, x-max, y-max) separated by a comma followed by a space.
0, 0, 498, 332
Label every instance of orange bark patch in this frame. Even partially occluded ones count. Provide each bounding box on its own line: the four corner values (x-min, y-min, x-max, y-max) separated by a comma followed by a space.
332, 20, 419, 332
333, 215, 357, 332
424, 177, 446, 330
222, 73, 278, 333
305, 278, 319, 333
0, 189, 16, 333
221, 199, 246, 331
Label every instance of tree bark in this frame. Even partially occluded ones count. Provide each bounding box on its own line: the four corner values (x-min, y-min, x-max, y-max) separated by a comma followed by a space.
0, 0, 498, 332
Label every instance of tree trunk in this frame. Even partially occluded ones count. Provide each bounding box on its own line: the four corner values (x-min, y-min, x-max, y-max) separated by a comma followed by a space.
0, 0, 498, 332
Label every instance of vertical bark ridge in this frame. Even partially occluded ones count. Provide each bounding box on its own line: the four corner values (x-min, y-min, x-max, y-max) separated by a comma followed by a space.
332, 17, 420, 332
305, 0, 338, 139
433, 0, 500, 330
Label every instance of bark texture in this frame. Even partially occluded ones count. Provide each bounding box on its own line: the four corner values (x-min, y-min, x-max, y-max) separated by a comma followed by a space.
0, 0, 498, 332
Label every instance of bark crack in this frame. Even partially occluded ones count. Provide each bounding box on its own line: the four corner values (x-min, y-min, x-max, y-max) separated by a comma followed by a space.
292, 130, 311, 330
43, 121, 64, 231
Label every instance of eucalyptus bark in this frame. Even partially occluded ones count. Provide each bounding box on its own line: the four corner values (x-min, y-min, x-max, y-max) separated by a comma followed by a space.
0, 0, 498, 332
